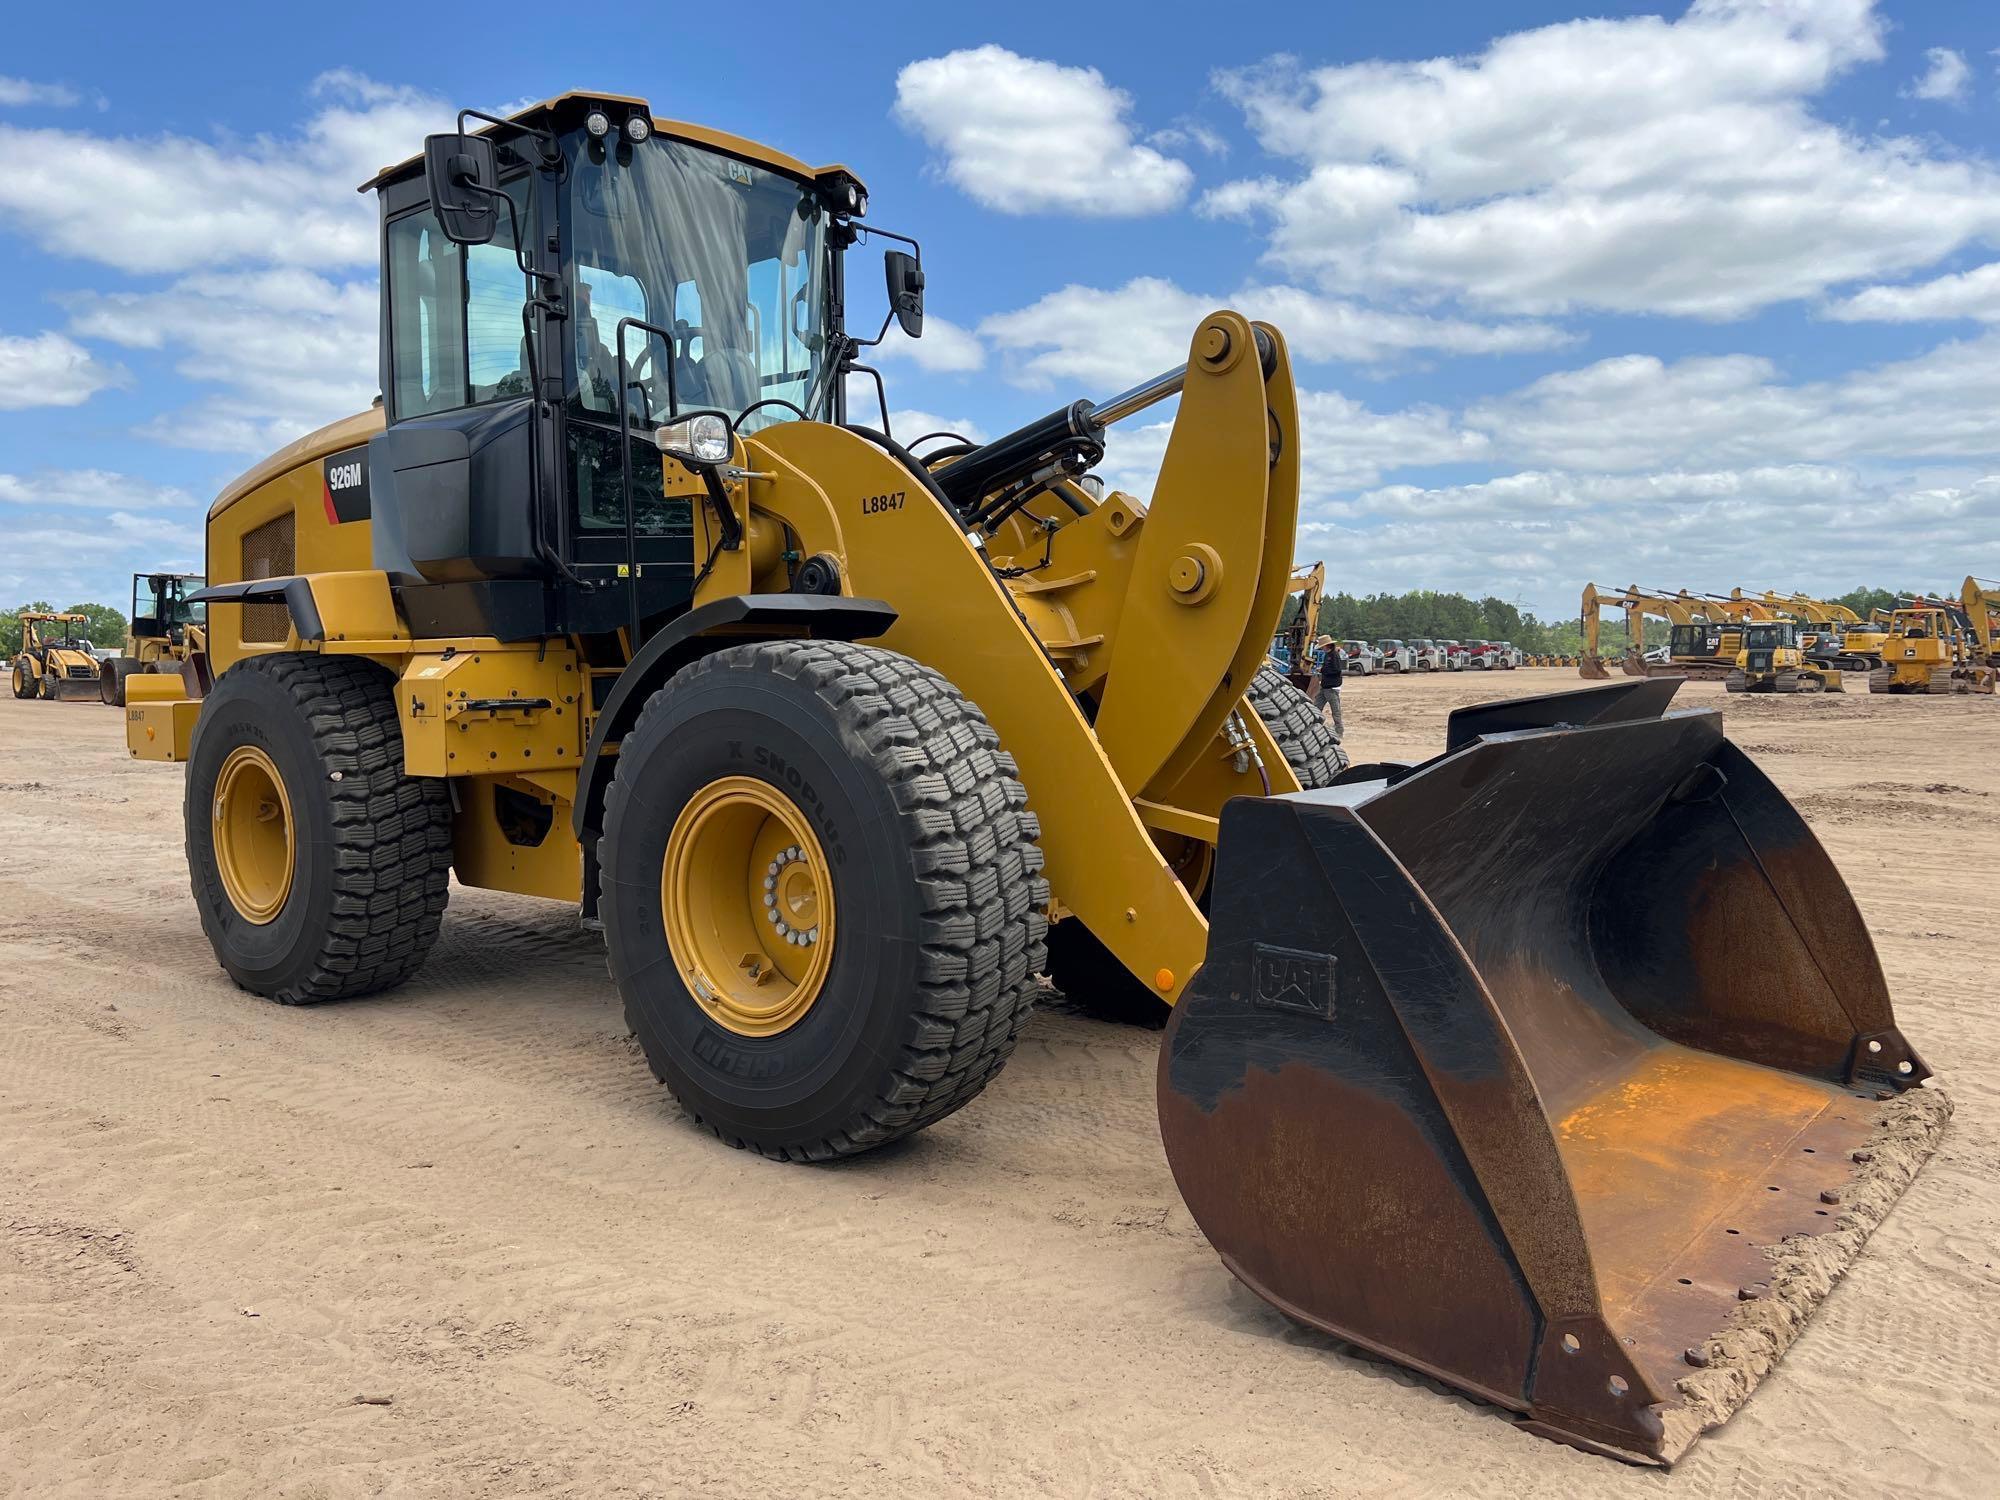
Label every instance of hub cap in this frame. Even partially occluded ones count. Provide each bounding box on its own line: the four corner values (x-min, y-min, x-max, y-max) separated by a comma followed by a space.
661, 776, 836, 1037
213, 744, 294, 924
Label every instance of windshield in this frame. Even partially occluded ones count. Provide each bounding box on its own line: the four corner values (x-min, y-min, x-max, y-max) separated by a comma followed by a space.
563, 134, 831, 434
1744, 624, 1794, 649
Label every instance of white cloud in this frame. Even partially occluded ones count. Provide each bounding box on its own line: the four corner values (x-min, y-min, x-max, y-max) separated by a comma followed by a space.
0, 469, 192, 511
1208, 2, 2000, 318
0, 331, 123, 410
978, 276, 1572, 390
887, 410, 990, 448
1149, 120, 1229, 158
66, 270, 380, 454
1825, 261, 2000, 323
0, 76, 83, 108
1468, 334, 2000, 471
0, 487, 204, 607
1907, 47, 1970, 103
1100, 384, 1484, 500
0, 71, 444, 275
872, 314, 985, 373
893, 47, 1193, 216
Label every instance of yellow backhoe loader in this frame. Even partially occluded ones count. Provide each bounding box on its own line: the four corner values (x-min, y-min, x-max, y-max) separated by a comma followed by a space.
124, 94, 1943, 1467
1868, 606, 1995, 694
10, 611, 101, 701
99, 572, 208, 706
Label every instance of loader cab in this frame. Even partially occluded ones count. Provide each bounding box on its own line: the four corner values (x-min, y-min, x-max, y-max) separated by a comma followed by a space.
131, 573, 204, 643
363, 94, 885, 642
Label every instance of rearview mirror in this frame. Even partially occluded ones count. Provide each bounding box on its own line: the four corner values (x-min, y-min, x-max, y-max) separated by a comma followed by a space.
885, 250, 924, 339
423, 133, 499, 246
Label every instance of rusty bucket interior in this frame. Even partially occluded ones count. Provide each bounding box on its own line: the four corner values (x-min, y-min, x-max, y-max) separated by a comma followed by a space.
1159, 680, 1944, 1464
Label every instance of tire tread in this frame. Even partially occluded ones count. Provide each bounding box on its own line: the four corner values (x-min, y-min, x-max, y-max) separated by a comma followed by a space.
193, 653, 451, 1004
604, 640, 1048, 1162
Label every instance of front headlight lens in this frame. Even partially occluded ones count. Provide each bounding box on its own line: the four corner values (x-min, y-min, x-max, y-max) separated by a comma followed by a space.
654, 412, 733, 466
625, 114, 652, 143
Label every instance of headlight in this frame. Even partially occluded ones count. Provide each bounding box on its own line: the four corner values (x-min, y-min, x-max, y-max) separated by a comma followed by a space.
585, 109, 611, 138
625, 114, 652, 143
654, 412, 734, 467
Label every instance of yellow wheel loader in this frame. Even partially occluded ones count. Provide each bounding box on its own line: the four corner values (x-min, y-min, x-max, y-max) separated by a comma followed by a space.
11, 611, 102, 701
126, 94, 1944, 1466
1724, 621, 1842, 694
100, 572, 208, 706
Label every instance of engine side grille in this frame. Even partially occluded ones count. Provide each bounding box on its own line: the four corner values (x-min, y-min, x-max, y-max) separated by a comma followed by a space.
240, 512, 296, 644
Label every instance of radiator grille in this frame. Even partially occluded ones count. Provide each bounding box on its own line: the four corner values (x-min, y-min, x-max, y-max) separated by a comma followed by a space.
240, 512, 296, 643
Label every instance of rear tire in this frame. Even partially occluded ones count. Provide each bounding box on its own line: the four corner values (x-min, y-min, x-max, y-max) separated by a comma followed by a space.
10, 662, 30, 699
1046, 664, 1346, 1028
100, 658, 141, 707
600, 640, 1048, 1161
186, 654, 452, 1003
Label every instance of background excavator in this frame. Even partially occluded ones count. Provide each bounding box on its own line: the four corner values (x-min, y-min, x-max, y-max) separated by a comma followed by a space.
1273, 561, 1324, 695
1755, 591, 1887, 672
121, 92, 1943, 1467
1958, 576, 1999, 670
1579, 584, 1727, 679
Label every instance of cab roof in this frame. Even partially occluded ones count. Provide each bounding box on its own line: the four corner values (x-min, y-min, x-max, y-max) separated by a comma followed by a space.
360, 90, 863, 195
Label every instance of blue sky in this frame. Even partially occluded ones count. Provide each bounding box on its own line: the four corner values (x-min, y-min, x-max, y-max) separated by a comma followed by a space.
4, 0, 1999, 620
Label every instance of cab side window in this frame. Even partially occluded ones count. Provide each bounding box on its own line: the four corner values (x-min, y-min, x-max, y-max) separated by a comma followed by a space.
386, 190, 528, 419
386, 210, 466, 418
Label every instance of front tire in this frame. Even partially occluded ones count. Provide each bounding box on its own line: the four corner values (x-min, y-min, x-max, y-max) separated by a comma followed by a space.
600, 641, 1048, 1161
186, 654, 452, 1003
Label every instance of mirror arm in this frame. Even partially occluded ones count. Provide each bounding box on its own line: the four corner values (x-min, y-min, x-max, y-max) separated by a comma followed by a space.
455, 108, 562, 169
845, 307, 899, 352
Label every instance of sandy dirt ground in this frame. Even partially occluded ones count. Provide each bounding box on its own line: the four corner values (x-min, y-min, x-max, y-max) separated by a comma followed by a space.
1, 668, 1993, 1498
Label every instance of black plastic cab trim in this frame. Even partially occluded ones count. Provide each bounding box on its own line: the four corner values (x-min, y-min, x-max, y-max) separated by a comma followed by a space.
572, 594, 897, 841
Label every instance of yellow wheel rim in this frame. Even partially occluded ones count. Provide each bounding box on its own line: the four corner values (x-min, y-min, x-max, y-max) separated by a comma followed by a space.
213, 744, 295, 924
661, 775, 836, 1037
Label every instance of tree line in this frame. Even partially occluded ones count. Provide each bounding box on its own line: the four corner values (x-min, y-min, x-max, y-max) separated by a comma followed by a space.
3, 601, 127, 656
1287, 586, 1936, 658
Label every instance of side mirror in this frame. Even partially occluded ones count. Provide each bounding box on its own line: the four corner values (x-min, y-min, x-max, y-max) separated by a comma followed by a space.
653, 411, 735, 470
884, 250, 924, 339
423, 132, 499, 246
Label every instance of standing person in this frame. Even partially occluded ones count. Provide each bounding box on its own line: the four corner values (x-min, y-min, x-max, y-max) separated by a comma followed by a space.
1313, 635, 1344, 740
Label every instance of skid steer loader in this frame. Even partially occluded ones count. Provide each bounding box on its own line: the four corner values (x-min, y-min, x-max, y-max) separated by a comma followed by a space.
11, 611, 102, 701
126, 94, 1944, 1466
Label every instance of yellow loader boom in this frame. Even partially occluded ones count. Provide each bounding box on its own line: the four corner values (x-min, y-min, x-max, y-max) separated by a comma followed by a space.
127, 91, 1942, 1468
